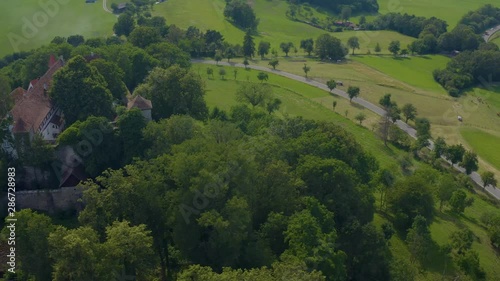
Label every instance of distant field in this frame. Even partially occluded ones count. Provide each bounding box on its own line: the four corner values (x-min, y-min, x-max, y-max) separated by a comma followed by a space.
377, 0, 497, 28
0, 0, 116, 57
460, 127, 500, 170
351, 55, 450, 92
153, 0, 415, 55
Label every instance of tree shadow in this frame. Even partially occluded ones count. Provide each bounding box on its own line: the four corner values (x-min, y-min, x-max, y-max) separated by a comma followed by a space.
393, 56, 410, 61
350, 101, 365, 110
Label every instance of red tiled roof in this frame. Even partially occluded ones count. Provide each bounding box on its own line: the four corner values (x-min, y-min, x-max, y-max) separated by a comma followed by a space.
49, 54, 57, 68
30, 78, 39, 87
10, 57, 64, 134
127, 95, 152, 110
10, 87, 26, 103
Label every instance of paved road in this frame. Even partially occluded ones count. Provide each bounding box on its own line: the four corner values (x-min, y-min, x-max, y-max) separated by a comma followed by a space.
482, 25, 500, 42
193, 59, 500, 200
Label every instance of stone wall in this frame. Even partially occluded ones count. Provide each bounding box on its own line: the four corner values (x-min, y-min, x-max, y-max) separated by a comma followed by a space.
8, 186, 85, 213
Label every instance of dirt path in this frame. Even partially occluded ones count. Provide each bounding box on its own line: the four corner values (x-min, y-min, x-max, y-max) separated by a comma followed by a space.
193, 59, 500, 200
102, 0, 113, 13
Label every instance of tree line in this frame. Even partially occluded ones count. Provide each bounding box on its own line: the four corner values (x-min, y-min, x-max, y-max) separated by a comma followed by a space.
287, 0, 379, 14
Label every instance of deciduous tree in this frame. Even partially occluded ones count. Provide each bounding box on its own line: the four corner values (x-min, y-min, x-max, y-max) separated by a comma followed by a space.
236, 83, 272, 107
134, 65, 208, 120
114, 14, 135, 37
388, 41, 401, 56
347, 86, 360, 102
401, 103, 417, 123
326, 79, 336, 92
347, 37, 360, 55
300, 38, 314, 56
280, 42, 294, 57
50, 55, 114, 125
461, 151, 478, 174
481, 171, 497, 188
258, 41, 271, 59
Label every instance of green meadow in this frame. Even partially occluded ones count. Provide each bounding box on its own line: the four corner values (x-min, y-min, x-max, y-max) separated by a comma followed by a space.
153, 0, 415, 55
0, 0, 116, 57
460, 127, 500, 171
377, 0, 497, 28
351, 55, 450, 92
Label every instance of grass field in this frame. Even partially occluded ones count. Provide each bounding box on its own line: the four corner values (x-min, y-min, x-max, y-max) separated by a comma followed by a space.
460, 127, 500, 171
492, 36, 500, 47
351, 55, 450, 92
153, 0, 415, 55
0, 0, 116, 57
377, 0, 497, 28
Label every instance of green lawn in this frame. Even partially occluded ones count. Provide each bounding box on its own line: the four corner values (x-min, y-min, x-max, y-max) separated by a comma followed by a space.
0, 0, 116, 57
460, 127, 500, 171
351, 55, 450, 92
492, 36, 500, 47
377, 0, 497, 28
153, 0, 415, 55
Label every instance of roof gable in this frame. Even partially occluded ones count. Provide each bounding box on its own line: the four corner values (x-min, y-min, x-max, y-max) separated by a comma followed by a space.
127, 95, 152, 110
10, 56, 64, 134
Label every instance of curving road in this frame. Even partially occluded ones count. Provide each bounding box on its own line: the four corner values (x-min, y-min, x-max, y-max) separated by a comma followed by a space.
193, 59, 500, 200
102, 0, 113, 13
482, 25, 500, 42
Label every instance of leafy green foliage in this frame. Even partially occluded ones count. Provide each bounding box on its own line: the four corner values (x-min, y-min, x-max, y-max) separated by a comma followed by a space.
134, 65, 208, 120
114, 14, 136, 37
258, 41, 271, 59
236, 83, 272, 107
387, 174, 434, 230
388, 41, 401, 56
1, 210, 55, 281
57, 116, 121, 177
347, 37, 360, 55
461, 151, 478, 175
223, 0, 259, 30
449, 189, 474, 214
128, 26, 162, 49
401, 103, 417, 123
315, 34, 347, 61
90, 59, 128, 101
117, 108, 147, 164
347, 86, 360, 102
300, 38, 314, 56
50, 55, 114, 126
